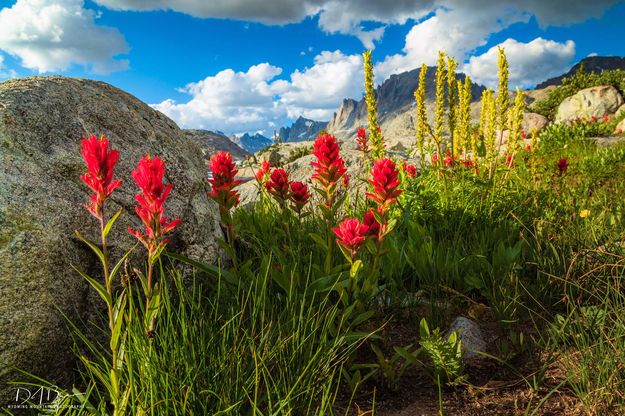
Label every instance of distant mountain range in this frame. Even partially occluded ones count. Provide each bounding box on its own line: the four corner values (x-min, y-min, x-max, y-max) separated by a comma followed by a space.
278, 116, 327, 142
233, 132, 273, 154
536, 56, 625, 89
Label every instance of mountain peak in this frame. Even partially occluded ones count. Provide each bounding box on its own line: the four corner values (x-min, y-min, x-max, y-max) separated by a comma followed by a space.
234, 132, 272, 153
536, 55, 625, 89
278, 116, 327, 142
328, 66, 485, 135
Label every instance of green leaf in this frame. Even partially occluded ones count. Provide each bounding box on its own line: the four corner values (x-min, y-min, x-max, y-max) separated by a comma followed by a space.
419, 317, 430, 337
166, 251, 238, 286
351, 309, 374, 326
103, 209, 123, 239
72, 264, 112, 307
308, 232, 328, 251
75, 231, 105, 264
349, 259, 362, 279
110, 244, 137, 281
338, 244, 353, 264
110, 292, 127, 352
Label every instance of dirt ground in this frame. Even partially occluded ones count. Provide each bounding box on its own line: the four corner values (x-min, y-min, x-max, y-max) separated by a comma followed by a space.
336, 308, 582, 416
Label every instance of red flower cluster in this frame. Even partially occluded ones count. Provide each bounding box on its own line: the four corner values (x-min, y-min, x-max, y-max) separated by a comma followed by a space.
208, 151, 242, 214
128, 155, 181, 254
312, 134, 347, 188
403, 162, 417, 178
255, 160, 271, 183
333, 218, 368, 261
80, 135, 122, 220
363, 209, 380, 241
462, 159, 475, 169
506, 153, 514, 168
290, 181, 310, 213
266, 168, 291, 202
557, 158, 569, 176
356, 128, 369, 153
366, 158, 402, 214
311, 133, 347, 206
443, 156, 454, 168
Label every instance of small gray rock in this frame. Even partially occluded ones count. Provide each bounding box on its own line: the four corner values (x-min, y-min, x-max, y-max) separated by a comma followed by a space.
446, 317, 487, 361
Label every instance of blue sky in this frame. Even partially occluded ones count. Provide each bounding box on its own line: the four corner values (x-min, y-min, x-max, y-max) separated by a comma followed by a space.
0, 0, 624, 135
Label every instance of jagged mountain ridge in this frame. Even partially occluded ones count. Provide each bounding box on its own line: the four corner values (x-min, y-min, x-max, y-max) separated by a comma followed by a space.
278, 116, 327, 142
184, 129, 249, 161
536, 56, 625, 89
327, 66, 486, 138
234, 132, 273, 154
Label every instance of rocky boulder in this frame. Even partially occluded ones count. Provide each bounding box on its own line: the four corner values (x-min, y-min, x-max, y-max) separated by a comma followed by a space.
522, 112, 549, 134
0, 76, 222, 403
555, 85, 624, 123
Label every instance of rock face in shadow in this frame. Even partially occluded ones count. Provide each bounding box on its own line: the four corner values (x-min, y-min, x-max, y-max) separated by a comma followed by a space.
0, 76, 222, 404
184, 129, 249, 161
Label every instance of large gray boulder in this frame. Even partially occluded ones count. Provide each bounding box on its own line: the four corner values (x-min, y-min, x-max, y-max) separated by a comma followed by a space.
555, 85, 624, 123
0, 76, 222, 403
522, 112, 549, 134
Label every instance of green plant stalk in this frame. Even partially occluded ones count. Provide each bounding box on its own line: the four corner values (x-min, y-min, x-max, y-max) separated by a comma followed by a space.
98, 212, 121, 410
437, 372, 444, 416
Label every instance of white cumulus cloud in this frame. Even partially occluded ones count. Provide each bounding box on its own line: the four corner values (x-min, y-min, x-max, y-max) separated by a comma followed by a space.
0, 0, 129, 73
463, 38, 576, 89
275, 50, 363, 119
153, 51, 363, 134
374, 5, 530, 82
152, 63, 283, 133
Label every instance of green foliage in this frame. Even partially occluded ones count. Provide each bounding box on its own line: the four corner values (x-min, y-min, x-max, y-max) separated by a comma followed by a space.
530, 66, 625, 119
419, 319, 464, 382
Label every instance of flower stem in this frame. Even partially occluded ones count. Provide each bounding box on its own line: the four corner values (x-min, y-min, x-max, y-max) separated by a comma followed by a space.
99, 213, 119, 409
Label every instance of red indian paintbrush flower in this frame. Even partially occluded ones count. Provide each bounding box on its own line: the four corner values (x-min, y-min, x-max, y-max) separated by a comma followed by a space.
255, 160, 271, 183
363, 209, 380, 241
290, 181, 310, 213
557, 158, 569, 176
343, 173, 350, 189
128, 154, 181, 254
266, 168, 291, 202
80, 135, 122, 220
366, 158, 402, 214
333, 217, 368, 261
356, 127, 369, 153
403, 162, 417, 178
506, 153, 514, 168
311, 134, 347, 199
208, 151, 242, 214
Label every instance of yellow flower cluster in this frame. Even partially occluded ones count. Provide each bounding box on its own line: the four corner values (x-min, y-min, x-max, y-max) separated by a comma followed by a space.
363, 50, 385, 159
413, 51, 472, 163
